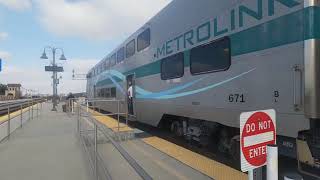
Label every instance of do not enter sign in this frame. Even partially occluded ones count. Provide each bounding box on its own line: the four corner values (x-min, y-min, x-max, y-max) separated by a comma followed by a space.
240, 109, 276, 172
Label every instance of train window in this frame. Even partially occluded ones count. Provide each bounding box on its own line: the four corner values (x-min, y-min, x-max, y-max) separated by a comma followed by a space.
105, 88, 111, 97
101, 89, 105, 97
137, 28, 150, 52
103, 63, 106, 70
104, 60, 109, 70
190, 37, 231, 75
86, 72, 92, 79
111, 87, 116, 97
161, 52, 184, 80
100, 64, 103, 73
110, 54, 116, 66
126, 39, 135, 58
117, 47, 125, 63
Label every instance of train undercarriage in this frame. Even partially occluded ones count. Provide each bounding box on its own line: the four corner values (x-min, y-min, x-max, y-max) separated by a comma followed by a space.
160, 114, 320, 178
159, 115, 240, 161
297, 119, 320, 178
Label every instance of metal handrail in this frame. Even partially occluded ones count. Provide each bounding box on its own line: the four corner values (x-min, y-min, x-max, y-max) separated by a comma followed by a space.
0, 98, 44, 142
76, 101, 152, 180
0, 98, 42, 108
0, 99, 44, 123
67, 98, 128, 131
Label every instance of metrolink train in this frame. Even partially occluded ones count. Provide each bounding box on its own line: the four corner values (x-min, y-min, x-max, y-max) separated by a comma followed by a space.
87, 0, 320, 176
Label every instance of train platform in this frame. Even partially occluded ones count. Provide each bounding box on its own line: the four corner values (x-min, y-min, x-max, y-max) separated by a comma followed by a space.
80, 107, 248, 180
0, 100, 248, 180
0, 102, 91, 180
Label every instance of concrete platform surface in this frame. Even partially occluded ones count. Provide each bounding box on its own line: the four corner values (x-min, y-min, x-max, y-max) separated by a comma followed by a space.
0, 103, 91, 180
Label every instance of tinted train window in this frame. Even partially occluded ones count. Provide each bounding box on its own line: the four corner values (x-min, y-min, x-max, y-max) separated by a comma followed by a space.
137, 28, 150, 52
110, 54, 116, 66
126, 39, 135, 58
117, 47, 125, 63
105, 88, 111, 97
161, 53, 184, 80
105, 60, 109, 69
100, 64, 103, 73
111, 87, 116, 97
190, 37, 231, 75
86, 72, 92, 79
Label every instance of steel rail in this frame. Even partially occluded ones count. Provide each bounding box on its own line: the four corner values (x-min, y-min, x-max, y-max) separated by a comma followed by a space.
0, 99, 44, 125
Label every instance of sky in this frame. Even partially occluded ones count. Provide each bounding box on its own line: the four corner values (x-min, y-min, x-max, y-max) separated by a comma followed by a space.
0, 0, 171, 95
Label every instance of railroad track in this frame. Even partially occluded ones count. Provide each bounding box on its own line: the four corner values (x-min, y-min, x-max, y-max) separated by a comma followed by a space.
0, 99, 44, 116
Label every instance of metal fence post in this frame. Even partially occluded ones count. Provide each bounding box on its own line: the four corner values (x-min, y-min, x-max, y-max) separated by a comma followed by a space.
31, 100, 34, 120
20, 104, 23, 128
71, 99, 74, 114
94, 123, 98, 180
86, 100, 89, 112
77, 102, 80, 133
125, 100, 128, 126
7, 106, 10, 139
28, 101, 31, 120
117, 100, 120, 132
267, 145, 278, 180
37, 102, 39, 117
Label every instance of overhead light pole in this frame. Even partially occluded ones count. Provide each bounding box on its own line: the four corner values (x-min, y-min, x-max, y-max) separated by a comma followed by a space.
41, 46, 67, 111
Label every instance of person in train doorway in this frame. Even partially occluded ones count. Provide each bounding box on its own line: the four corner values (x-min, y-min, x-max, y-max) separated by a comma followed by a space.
127, 81, 134, 115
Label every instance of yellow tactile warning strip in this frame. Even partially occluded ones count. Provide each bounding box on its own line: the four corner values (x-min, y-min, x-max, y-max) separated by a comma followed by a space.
87, 109, 132, 132
87, 109, 247, 180
143, 137, 247, 180
0, 104, 39, 123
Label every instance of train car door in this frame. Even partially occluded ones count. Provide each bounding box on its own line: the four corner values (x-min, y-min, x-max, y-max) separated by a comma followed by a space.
126, 74, 135, 116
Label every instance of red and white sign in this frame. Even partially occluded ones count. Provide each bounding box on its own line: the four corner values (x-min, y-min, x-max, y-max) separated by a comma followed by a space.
240, 109, 276, 172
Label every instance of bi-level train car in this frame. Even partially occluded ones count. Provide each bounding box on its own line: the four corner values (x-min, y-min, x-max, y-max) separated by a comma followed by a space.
87, 0, 320, 176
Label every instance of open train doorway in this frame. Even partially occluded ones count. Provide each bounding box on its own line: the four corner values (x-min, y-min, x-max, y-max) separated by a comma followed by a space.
126, 74, 135, 116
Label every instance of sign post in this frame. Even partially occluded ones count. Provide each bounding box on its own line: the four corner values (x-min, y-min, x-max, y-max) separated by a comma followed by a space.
240, 109, 277, 179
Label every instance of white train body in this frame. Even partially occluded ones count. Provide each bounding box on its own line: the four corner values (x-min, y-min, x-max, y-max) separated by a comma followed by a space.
87, 0, 320, 167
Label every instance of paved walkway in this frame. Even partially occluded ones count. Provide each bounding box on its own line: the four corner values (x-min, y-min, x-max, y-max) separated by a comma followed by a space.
0, 103, 91, 180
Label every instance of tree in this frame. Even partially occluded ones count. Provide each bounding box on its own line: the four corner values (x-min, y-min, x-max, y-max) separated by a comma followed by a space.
0, 84, 7, 95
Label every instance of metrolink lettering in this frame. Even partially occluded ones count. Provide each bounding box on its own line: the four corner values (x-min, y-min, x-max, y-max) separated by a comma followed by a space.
156, 0, 300, 58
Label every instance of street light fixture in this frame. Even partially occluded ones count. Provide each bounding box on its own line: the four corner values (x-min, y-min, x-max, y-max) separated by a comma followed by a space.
41, 46, 67, 111
40, 50, 48, 59
59, 54, 67, 61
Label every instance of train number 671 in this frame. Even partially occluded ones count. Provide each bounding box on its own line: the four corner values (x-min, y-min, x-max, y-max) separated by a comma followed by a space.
228, 94, 245, 103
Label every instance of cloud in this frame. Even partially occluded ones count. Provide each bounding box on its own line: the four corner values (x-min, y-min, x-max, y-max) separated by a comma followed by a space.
35, 0, 171, 40
0, 32, 8, 41
0, 58, 98, 95
0, 51, 11, 60
0, 0, 32, 11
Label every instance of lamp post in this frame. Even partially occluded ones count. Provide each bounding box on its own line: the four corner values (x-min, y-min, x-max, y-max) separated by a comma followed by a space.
41, 46, 67, 111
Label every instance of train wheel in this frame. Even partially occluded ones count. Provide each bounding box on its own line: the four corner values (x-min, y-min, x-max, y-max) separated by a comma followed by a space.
171, 121, 183, 137
230, 136, 240, 163
218, 128, 230, 153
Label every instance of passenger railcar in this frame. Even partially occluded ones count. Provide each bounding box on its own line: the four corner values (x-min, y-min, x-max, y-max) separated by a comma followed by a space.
87, 0, 320, 177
